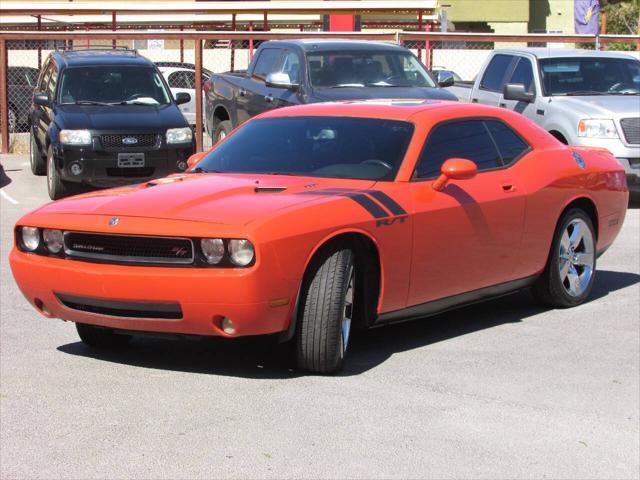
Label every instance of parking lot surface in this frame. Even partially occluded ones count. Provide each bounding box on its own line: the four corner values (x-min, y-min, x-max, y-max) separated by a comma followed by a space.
1, 153, 639, 479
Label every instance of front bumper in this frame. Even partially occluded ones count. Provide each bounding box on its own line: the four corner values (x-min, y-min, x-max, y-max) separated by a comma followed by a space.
9, 248, 296, 337
55, 140, 194, 187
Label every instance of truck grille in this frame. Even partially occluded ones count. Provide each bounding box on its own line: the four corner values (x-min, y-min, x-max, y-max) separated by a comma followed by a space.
63, 232, 194, 265
620, 118, 640, 145
101, 133, 158, 149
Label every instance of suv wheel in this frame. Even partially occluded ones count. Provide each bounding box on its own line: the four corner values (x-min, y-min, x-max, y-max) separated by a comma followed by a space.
30, 133, 46, 175
213, 120, 232, 143
47, 145, 72, 200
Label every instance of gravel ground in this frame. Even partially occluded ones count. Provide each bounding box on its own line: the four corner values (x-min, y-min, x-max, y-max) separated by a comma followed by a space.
1, 153, 638, 480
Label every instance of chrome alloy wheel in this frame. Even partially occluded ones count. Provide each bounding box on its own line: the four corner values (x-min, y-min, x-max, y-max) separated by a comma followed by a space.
558, 218, 595, 297
340, 266, 355, 358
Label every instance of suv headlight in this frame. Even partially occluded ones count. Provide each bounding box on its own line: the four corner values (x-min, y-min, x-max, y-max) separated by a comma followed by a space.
578, 119, 619, 139
166, 127, 193, 144
59, 129, 92, 145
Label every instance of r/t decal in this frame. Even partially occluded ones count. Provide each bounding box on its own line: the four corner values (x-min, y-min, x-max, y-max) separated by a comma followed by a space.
376, 215, 409, 228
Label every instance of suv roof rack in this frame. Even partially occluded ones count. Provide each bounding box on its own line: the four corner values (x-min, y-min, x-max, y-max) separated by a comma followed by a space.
56, 45, 138, 55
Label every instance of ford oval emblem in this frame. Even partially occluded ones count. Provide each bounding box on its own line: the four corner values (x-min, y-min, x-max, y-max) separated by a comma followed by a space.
122, 137, 138, 145
109, 217, 120, 226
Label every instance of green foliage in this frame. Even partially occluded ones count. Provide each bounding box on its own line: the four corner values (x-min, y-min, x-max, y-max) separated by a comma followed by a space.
601, 0, 639, 50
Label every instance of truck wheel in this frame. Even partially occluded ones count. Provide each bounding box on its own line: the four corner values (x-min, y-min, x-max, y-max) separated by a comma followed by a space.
296, 248, 355, 374
533, 208, 596, 308
30, 132, 46, 175
213, 120, 232, 143
76, 323, 132, 348
47, 145, 73, 200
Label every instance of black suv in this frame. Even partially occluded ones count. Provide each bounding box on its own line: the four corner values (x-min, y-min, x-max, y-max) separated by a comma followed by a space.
29, 48, 195, 199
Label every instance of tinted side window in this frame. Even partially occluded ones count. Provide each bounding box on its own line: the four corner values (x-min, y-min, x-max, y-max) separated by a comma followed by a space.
280, 51, 301, 83
416, 120, 502, 179
480, 54, 514, 92
509, 58, 534, 93
485, 120, 529, 165
39, 63, 53, 92
47, 66, 58, 99
252, 48, 283, 80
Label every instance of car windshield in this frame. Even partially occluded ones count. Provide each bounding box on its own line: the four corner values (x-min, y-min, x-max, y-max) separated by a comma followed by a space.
195, 116, 415, 181
307, 50, 436, 88
540, 57, 640, 96
58, 66, 172, 105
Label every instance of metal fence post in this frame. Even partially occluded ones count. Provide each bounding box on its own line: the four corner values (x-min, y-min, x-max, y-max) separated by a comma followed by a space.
195, 37, 203, 153
0, 38, 8, 154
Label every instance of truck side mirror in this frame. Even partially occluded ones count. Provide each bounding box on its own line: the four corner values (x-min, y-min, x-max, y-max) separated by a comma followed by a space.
503, 83, 535, 102
432, 158, 478, 191
33, 92, 50, 107
436, 71, 455, 87
175, 92, 191, 105
265, 72, 299, 90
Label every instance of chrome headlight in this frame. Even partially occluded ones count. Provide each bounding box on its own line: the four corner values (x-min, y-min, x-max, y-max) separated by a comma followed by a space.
166, 127, 193, 144
201, 238, 225, 264
228, 239, 255, 266
43, 229, 64, 254
578, 119, 619, 139
59, 129, 92, 145
21, 227, 40, 251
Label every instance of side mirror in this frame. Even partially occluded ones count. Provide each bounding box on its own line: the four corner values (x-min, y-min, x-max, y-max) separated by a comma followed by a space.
265, 72, 298, 90
33, 92, 50, 107
432, 158, 478, 191
436, 72, 455, 87
175, 92, 191, 105
503, 83, 535, 102
186, 150, 208, 169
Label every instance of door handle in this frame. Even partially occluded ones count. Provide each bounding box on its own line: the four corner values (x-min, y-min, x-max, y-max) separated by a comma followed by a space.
265, 94, 274, 103
239, 88, 247, 97
499, 103, 507, 108
471, 98, 478, 103
501, 183, 516, 193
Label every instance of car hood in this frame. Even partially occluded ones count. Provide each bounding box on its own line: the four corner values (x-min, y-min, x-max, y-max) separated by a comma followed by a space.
310, 86, 457, 102
38, 174, 376, 226
550, 95, 640, 118
55, 104, 187, 131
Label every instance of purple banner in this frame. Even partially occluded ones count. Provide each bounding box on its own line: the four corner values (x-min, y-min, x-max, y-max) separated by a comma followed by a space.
574, 0, 600, 34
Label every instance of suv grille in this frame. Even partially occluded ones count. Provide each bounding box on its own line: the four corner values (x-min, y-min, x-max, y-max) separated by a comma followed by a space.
63, 232, 194, 265
620, 118, 640, 145
101, 133, 158, 149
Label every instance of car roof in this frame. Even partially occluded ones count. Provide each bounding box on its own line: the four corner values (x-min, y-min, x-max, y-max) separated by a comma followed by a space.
52, 49, 154, 68
495, 47, 638, 60
261, 39, 407, 52
256, 99, 506, 122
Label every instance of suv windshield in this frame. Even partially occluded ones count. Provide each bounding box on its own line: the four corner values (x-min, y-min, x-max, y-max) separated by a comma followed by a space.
307, 50, 436, 88
195, 116, 415, 181
540, 57, 640, 96
58, 66, 172, 105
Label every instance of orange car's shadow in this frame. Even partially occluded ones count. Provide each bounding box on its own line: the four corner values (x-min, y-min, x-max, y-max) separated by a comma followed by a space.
57, 270, 639, 378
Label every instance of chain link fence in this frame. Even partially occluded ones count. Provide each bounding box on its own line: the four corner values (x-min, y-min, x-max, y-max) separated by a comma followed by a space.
1, 32, 639, 153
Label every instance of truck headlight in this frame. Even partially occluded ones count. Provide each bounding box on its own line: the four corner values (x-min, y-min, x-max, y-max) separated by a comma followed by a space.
59, 129, 92, 145
20, 227, 41, 251
229, 239, 255, 266
43, 229, 64, 254
166, 127, 193, 144
578, 119, 619, 139
201, 238, 225, 264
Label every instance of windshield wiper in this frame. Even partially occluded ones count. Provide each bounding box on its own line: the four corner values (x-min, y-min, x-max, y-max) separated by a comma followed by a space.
564, 91, 608, 96
262, 171, 296, 176
325, 84, 365, 88
73, 100, 113, 106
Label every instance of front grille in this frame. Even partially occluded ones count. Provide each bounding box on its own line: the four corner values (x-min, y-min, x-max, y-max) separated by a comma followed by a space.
620, 118, 640, 145
63, 232, 194, 265
55, 293, 182, 319
101, 133, 158, 149
106, 167, 155, 178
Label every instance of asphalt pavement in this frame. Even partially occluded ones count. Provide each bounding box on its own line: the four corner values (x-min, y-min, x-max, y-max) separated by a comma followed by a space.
1, 153, 638, 479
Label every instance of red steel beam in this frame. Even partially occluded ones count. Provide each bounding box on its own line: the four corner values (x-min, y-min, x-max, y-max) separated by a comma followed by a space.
0, 39, 8, 154
194, 38, 203, 153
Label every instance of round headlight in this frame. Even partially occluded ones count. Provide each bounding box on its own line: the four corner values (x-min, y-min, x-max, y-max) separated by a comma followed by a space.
21, 227, 40, 251
229, 239, 255, 266
43, 229, 64, 254
201, 238, 225, 264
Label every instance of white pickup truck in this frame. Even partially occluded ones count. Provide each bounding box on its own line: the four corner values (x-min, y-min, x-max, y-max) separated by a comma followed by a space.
447, 48, 640, 191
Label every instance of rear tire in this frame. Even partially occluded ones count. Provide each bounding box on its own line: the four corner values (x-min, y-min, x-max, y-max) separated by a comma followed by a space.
213, 120, 232, 144
47, 145, 73, 200
76, 323, 132, 348
533, 208, 596, 308
296, 248, 355, 374
30, 132, 46, 175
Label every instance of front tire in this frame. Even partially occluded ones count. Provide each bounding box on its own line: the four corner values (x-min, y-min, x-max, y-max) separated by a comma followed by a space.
30, 133, 46, 175
533, 208, 596, 308
296, 248, 355, 374
76, 323, 131, 348
47, 145, 73, 200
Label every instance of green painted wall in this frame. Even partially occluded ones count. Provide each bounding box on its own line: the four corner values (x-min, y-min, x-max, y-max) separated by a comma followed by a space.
529, 0, 574, 32
441, 0, 529, 22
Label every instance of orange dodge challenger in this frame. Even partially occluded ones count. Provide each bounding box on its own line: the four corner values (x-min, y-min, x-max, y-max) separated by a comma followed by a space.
10, 100, 628, 373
